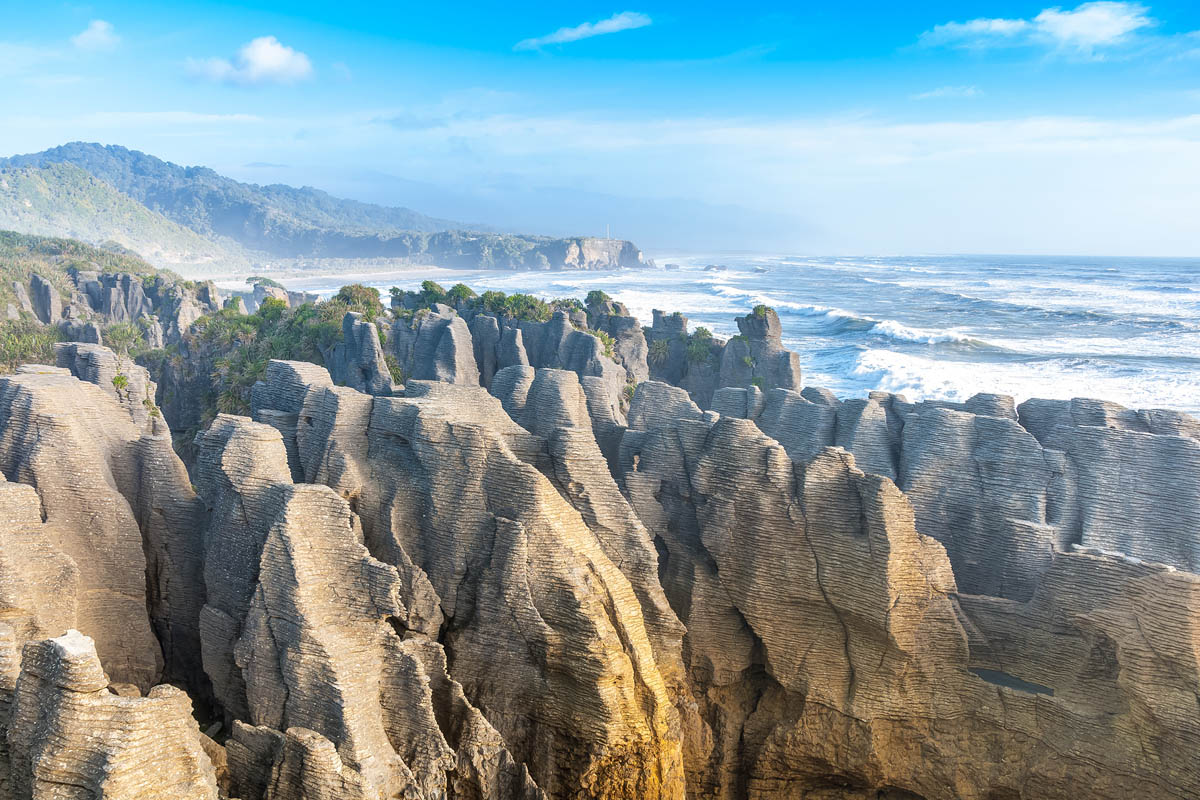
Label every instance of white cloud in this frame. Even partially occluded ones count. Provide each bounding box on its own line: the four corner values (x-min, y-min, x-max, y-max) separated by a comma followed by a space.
921, 18, 1030, 47
515, 11, 651, 51
912, 85, 983, 100
921, 2, 1153, 54
1034, 2, 1152, 48
72, 20, 119, 51
0, 42, 59, 78
187, 36, 313, 85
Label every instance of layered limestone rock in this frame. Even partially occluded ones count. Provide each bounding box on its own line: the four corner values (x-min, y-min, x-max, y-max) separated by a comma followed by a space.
54, 341, 159, 431
6, 305, 1200, 800
585, 296, 649, 384
250, 362, 687, 799
62, 269, 222, 348
324, 311, 397, 396
194, 415, 294, 722
390, 304, 480, 386
622, 404, 1200, 800
488, 367, 685, 675
219, 483, 542, 800
3, 629, 218, 800
644, 308, 801, 409
0, 369, 207, 691
717, 307, 802, 396
28, 274, 61, 325
722, 384, 1200, 591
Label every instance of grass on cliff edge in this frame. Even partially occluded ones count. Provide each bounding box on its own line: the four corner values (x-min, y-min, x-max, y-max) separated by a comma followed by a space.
0, 230, 186, 372
145, 284, 388, 424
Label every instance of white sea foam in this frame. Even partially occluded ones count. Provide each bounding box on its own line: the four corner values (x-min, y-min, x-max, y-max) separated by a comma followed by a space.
847, 349, 1200, 413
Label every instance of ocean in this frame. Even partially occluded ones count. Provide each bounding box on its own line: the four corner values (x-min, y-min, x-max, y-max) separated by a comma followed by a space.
261, 253, 1200, 415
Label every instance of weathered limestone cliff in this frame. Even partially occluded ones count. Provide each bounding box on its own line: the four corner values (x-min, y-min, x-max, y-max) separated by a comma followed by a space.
1, 318, 1200, 800
247, 365, 687, 799
14, 265, 222, 348
0, 365, 204, 692
1, 629, 218, 800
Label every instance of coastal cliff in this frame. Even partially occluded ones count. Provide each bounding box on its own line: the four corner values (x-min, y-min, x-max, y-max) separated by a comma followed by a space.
0, 282, 1198, 799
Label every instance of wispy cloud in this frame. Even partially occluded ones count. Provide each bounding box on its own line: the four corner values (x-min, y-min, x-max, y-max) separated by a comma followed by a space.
921, 2, 1154, 55
187, 36, 313, 85
72, 20, 119, 51
912, 85, 983, 100
515, 11, 651, 51
0, 42, 59, 78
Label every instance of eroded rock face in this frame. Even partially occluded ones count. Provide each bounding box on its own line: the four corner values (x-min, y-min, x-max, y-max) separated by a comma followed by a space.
325, 312, 396, 396
3, 629, 218, 800
250, 362, 686, 800
0, 371, 189, 691
621, 406, 1200, 800
6, 328, 1200, 800
55, 341, 159, 431
390, 305, 481, 387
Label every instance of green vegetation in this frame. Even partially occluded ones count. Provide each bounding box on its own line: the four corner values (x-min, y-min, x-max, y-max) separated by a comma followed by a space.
648, 338, 670, 366
501, 293, 552, 322
172, 285, 387, 420
585, 290, 612, 307
447, 283, 476, 302
687, 327, 714, 364
480, 291, 506, 313
751, 376, 764, 389
420, 280, 447, 305
0, 163, 243, 270
385, 354, 405, 385
0, 318, 64, 373
334, 284, 386, 321
554, 297, 585, 313
624, 383, 636, 402
246, 276, 285, 289
594, 329, 616, 359
103, 322, 142, 358
742, 355, 755, 368
752, 304, 772, 318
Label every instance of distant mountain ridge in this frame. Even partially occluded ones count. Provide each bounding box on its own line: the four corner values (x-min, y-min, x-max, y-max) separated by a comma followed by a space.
0, 142, 650, 270
1, 142, 464, 255
0, 163, 247, 272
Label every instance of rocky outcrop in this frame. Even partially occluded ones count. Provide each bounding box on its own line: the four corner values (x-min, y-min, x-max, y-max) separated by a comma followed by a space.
0, 372, 162, 690
324, 312, 396, 396
2, 629, 218, 799
0, 362, 207, 696
249, 363, 686, 799
54, 341, 159, 431
621, 401, 1200, 799
6, 301, 1200, 800
61, 269, 222, 348
644, 308, 800, 409
390, 305, 480, 386
717, 306, 801, 395
28, 274, 61, 325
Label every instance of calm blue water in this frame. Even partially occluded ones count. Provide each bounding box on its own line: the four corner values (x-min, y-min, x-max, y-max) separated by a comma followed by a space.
253, 253, 1200, 415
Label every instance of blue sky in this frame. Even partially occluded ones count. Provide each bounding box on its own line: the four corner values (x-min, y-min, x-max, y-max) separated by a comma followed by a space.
2, 1, 1199, 254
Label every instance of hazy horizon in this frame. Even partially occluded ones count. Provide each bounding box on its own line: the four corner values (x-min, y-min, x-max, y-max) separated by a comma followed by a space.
3, 1, 1200, 256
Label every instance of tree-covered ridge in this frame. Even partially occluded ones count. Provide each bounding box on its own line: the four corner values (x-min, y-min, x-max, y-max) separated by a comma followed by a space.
0, 228, 169, 308
0, 230, 188, 371
0, 163, 246, 271
2, 142, 464, 245
1, 143, 649, 268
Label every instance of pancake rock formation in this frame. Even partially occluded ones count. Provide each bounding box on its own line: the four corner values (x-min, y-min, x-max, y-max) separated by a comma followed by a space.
0, 328, 1199, 800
